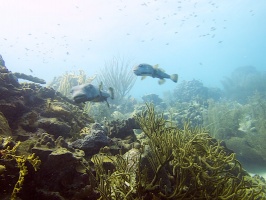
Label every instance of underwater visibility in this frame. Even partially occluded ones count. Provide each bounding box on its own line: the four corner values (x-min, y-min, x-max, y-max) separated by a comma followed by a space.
1, 1, 266, 199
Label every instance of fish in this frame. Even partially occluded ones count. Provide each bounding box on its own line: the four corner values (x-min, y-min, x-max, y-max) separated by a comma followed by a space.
133, 63, 178, 84
70, 83, 114, 106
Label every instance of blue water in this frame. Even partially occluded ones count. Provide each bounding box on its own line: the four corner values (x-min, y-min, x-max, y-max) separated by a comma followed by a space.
0, 0, 266, 98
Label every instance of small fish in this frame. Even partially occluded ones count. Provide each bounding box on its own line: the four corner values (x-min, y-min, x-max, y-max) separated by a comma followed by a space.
133, 63, 178, 84
70, 83, 114, 107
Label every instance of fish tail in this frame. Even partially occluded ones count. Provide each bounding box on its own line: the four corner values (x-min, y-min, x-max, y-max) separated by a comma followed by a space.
170, 74, 178, 83
108, 87, 114, 99
106, 100, 110, 108
141, 76, 147, 80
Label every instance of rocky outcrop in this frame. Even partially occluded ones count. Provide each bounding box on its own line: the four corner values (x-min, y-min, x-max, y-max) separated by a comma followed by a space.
0, 58, 93, 138
105, 117, 139, 139
71, 123, 110, 156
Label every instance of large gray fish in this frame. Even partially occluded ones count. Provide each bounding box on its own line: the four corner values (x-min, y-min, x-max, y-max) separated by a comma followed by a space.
70, 83, 114, 106
133, 63, 178, 84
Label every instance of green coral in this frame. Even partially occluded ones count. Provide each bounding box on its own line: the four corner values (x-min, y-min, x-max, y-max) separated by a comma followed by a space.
92, 103, 265, 199
0, 141, 41, 200
92, 152, 139, 199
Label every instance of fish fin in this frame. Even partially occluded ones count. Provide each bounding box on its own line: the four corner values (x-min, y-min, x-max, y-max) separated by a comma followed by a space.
158, 67, 165, 72
108, 87, 114, 99
141, 76, 147, 80
154, 64, 165, 72
98, 82, 103, 97
106, 100, 110, 108
158, 79, 165, 85
153, 64, 159, 69
99, 81, 103, 91
170, 74, 178, 83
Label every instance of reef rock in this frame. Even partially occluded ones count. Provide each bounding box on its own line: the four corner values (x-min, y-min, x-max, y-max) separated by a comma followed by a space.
0, 56, 93, 139
37, 118, 71, 138
106, 117, 139, 139
13, 72, 46, 84
142, 93, 163, 105
27, 147, 97, 200
71, 123, 110, 156
0, 54, 5, 66
173, 79, 221, 103
0, 112, 12, 136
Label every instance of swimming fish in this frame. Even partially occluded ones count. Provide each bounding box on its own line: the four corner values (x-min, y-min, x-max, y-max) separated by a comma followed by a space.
133, 63, 178, 84
70, 83, 114, 106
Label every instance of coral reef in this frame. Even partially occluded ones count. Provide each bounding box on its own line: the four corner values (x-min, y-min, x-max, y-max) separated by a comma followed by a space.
0, 65, 94, 137
71, 118, 140, 156
0, 58, 97, 199
115, 96, 138, 116
0, 57, 45, 85
203, 100, 243, 140
0, 140, 41, 200
105, 117, 139, 139
0, 112, 12, 136
203, 93, 266, 170
142, 93, 163, 105
71, 123, 111, 156
92, 104, 265, 199
15, 132, 98, 199
0, 55, 265, 199
31, 148, 94, 198
0, 54, 5, 66
164, 101, 205, 128
104, 118, 140, 154
221, 66, 266, 103
13, 72, 46, 84
172, 79, 221, 104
